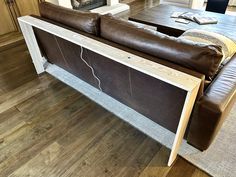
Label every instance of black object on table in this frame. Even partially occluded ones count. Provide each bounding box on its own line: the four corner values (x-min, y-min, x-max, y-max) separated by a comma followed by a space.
206, 0, 229, 14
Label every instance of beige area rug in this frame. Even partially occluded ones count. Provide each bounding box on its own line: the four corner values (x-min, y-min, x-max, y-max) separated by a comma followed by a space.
181, 103, 236, 177
47, 64, 236, 177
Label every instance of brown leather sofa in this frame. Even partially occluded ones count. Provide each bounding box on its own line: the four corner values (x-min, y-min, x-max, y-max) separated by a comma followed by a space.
33, 2, 236, 151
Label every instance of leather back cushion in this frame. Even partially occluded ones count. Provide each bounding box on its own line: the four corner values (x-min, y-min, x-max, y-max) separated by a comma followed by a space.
100, 14, 223, 80
39, 2, 100, 35
179, 29, 236, 65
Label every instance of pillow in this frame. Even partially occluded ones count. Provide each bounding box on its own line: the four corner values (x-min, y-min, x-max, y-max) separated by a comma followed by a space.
39, 2, 100, 35
179, 29, 236, 65
100, 14, 223, 80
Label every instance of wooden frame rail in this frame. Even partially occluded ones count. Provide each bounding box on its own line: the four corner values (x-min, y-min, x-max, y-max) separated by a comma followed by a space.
18, 15, 201, 166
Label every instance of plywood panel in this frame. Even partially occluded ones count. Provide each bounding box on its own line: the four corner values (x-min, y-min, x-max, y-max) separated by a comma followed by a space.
15, 0, 40, 16
0, 0, 17, 35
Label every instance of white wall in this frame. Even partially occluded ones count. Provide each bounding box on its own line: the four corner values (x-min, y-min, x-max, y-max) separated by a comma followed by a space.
58, 0, 73, 8
160, 0, 204, 9
45, 0, 59, 5
229, 0, 236, 6
45, 0, 73, 8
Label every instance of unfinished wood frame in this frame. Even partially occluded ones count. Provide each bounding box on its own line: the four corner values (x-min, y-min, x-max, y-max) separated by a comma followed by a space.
18, 16, 201, 166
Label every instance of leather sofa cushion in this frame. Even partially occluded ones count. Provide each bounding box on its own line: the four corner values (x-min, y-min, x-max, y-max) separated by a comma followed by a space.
32, 14, 206, 98
39, 2, 100, 35
100, 14, 223, 80
179, 29, 236, 65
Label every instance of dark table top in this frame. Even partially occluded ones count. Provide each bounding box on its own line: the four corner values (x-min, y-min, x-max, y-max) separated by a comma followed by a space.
129, 4, 236, 41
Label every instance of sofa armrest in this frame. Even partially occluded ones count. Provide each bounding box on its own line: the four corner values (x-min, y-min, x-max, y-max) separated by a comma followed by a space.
187, 54, 236, 150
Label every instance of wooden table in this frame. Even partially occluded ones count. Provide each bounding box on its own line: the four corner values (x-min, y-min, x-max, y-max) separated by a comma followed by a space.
129, 4, 236, 41
19, 15, 201, 166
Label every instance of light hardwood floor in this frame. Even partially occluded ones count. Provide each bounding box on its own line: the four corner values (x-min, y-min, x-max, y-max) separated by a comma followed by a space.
0, 0, 211, 176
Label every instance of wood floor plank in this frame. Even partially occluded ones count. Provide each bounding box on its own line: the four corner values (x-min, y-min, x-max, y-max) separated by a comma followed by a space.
0, 74, 55, 114
0, 88, 4, 96
115, 138, 162, 177
0, 81, 79, 142
0, 74, 52, 105
0, 93, 84, 154
165, 158, 196, 177
0, 121, 27, 141
0, 51, 31, 76
138, 146, 172, 177
0, 107, 21, 124
0, 92, 89, 176
0, 62, 37, 92
8, 142, 63, 177
15, 81, 78, 116
0, 43, 27, 58
192, 169, 211, 177
60, 121, 146, 177
9, 106, 117, 177
0, 32, 24, 52
0, 43, 37, 92
37, 111, 118, 177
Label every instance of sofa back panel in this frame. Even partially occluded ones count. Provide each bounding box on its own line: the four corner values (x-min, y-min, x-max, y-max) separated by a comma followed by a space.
31, 14, 205, 98
34, 28, 97, 87
130, 69, 187, 132
86, 48, 187, 133
34, 27, 187, 133
34, 28, 70, 71
53, 36, 99, 87
39, 2, 100, 35
85, 49, 132, 104
100, 14, 223, 80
